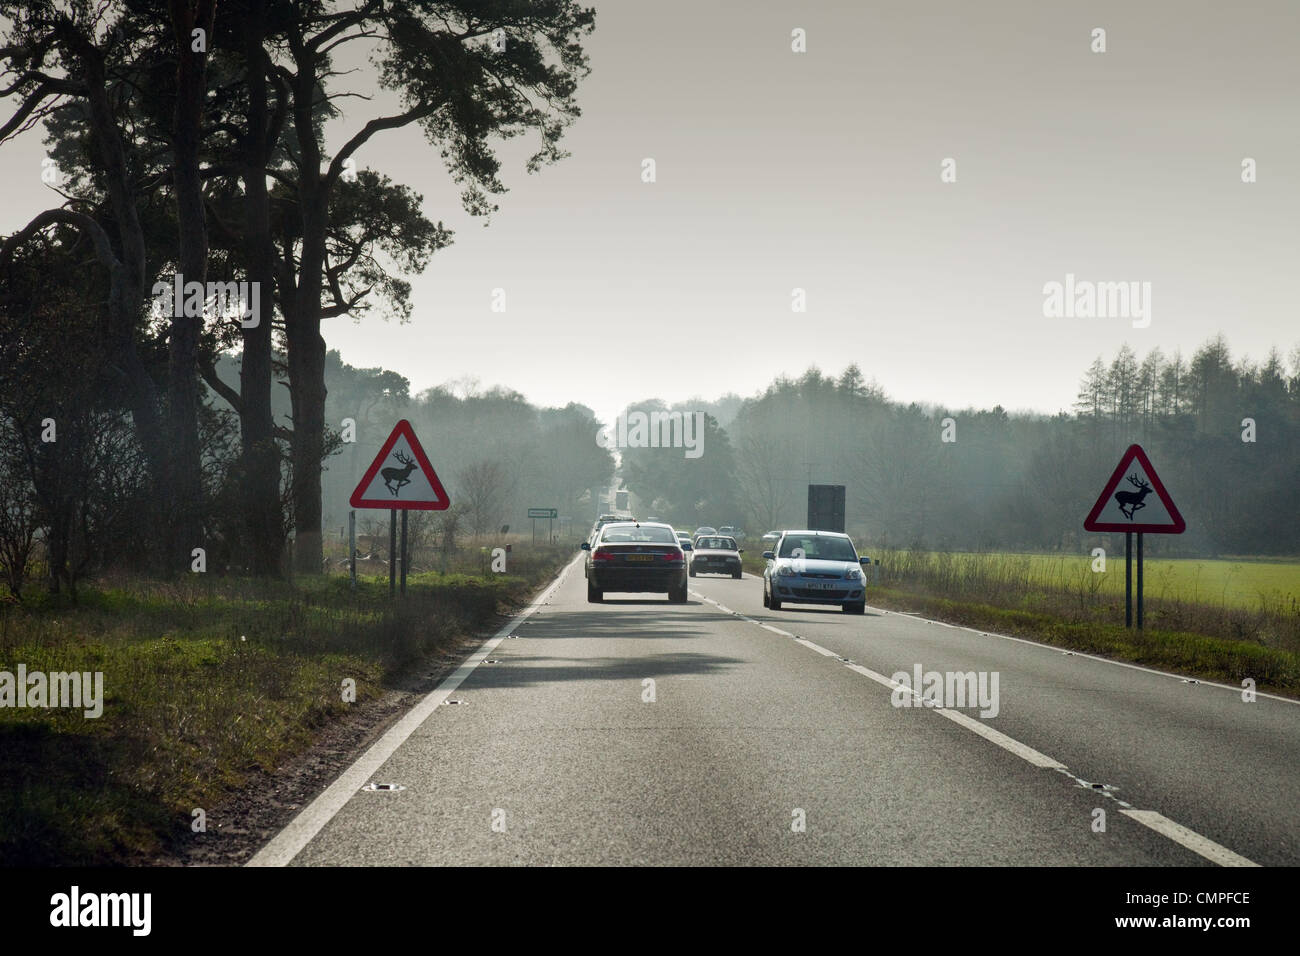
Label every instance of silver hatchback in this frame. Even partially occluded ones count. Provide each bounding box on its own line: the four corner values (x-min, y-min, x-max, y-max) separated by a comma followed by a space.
762, 530, 870, 614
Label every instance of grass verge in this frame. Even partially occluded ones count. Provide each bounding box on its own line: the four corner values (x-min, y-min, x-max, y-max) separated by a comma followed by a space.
0, 545, 572, 865
741, 548, 1300, 697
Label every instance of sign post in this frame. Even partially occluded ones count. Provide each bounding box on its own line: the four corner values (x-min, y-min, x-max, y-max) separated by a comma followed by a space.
389, 509, 397, 596
400, 510, 409, 595
1084, 444, 1185, 629
528, 508, 557, 545
349, 420, 451, 598
349, 510, 357, 591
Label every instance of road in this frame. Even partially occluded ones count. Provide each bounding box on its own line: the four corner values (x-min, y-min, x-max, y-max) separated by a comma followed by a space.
251, 559, 1299, 866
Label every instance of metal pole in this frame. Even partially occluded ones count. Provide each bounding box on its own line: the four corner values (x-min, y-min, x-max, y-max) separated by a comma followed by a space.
400, 510, 408, 595
1137, 532, 1144, 630
389, 509, 397, 597
349, 510, 357, 591
1125, 532, 1133, 627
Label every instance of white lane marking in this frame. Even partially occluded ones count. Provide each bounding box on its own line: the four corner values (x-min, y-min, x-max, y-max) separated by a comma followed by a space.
1120, 810, 1260, 867
795, 638, 839, 657
693, 578, 1261, 867
863, 603, 1299, 706
935, 708, 1066, 769
842, 662, 1065, 768
247, 556, 581, 868
844, 662, 897, 687
761, 623, 794, 637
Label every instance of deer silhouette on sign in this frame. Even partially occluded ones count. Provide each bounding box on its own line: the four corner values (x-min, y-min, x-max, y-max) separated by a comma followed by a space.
1114, 473, 1152, 519
382, 449, 418, 497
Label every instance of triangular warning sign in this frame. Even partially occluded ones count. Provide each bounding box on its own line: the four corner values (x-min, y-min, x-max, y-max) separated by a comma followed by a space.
1084, 444, 1185, 534
349, 420, 451, 511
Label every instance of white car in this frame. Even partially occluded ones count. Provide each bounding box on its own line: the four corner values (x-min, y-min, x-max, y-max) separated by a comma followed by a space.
762, 530, 870, 614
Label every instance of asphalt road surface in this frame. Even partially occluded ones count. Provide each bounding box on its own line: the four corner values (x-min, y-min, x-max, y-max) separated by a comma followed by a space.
251, 559, 1299, 866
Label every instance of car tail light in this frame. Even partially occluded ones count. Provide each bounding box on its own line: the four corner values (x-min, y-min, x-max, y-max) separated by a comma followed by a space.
592, 549, 616, 562
661, 549, 683, 561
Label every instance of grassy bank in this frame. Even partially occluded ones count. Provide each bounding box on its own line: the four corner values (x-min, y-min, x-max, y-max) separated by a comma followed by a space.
742, 548, 1300, 695
0, 544, 571, 865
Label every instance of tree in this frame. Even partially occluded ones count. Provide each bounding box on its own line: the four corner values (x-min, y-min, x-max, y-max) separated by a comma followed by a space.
264, 0, 595, 572
456, 459, 512, 536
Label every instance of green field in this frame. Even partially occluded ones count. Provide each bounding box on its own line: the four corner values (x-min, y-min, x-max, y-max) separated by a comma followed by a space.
910, 552, 1300, 612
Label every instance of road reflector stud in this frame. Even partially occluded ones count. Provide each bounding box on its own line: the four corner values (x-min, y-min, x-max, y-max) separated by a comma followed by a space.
363, 783, 405, 792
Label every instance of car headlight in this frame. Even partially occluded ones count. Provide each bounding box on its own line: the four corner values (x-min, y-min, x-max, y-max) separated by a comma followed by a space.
776, 564, 797, 577
845, 568, 862, 580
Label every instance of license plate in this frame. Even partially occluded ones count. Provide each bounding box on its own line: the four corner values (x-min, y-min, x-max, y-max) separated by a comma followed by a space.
807, 581, 838, 589
625, 554, 655, 562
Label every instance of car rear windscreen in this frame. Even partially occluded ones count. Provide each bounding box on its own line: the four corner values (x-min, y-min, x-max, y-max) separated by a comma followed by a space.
698, 537, 737, 550
600, 526, 678, 544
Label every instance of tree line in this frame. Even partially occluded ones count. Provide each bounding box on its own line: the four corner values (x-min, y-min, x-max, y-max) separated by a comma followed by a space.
619, 337, 1300, 557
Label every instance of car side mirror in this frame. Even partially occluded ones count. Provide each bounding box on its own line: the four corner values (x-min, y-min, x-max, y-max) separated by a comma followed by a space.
682, 542, 692, 551
762, 550, 775, 560
860, 556, 871, 566
738, 549, 744, 554
581, 542, 591, 551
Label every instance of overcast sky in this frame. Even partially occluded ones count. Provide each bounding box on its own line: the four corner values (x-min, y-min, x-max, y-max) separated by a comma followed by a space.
7, 1, 1298, 428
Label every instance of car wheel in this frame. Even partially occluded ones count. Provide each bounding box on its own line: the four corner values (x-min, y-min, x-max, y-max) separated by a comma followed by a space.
689, 566, 696, 577
731, 569, 742, 579
587, 580, 603, 603
769, 589, 783, 610
842, 601, 865, 615
669, 581, 688, 603
762, 583, 770, 608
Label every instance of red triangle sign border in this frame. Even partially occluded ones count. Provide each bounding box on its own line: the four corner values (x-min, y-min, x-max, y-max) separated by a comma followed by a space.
349, 419, 451, 511
1083, 443, 1185, 534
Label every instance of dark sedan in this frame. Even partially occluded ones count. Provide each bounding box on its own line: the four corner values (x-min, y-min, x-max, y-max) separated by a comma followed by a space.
582, 522, 689, 603
689, 535, 743, 578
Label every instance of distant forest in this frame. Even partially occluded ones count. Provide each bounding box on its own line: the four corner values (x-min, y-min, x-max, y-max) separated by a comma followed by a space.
2, 334, 1295, 598
620, 335, 1300, 557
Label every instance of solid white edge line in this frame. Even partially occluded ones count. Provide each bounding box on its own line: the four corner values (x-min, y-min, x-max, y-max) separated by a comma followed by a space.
246, 555, 582, 868
1120, 810, 1260, 867
739, 569, 1293, 705
863, 603, 1299, 706
714, 577, 1260, 866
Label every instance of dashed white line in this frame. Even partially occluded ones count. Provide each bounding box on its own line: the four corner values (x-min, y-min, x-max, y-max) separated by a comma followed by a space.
795, 638, 839, 657
935, 708, 1066, 770
1120, 810, 1260, 867
705, 578, 1262, 867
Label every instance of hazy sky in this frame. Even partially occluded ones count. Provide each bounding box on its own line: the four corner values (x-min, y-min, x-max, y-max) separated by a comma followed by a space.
6, 1, 1298, 428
